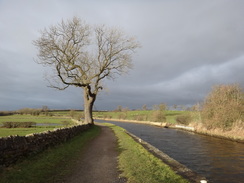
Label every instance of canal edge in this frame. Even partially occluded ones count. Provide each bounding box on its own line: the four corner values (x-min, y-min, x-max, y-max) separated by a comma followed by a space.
169, 125, 244, 144
95, 118, 244, 144
125, 130, 208, 183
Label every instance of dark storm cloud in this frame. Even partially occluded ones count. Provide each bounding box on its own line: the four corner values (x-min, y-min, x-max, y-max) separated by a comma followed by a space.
0, 0, 244, 110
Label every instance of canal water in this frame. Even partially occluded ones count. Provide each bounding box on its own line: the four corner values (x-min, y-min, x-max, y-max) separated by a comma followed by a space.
96, 120, 244, 183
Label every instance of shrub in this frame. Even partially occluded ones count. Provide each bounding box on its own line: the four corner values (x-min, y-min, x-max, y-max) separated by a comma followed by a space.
77, 113, 84, 120
17, 108, 42, 116
153, 103, 167, 111
69, 110, 76, 118
176, 115, 191, 125
2, 122, 16, 128
62, 121, 72, 126
22, 122, 36, 128
2, 122, 36, 128
118, 112, 127, 119
132, 114, 146, 121
136, 114, 148, 121
201, 84, 244, 130
0, 111, 14, 116
151, 110, 166, 122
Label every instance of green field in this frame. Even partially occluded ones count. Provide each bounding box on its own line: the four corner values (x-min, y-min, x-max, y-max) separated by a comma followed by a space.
0, 114, 72, 124
93, 110, 188, 124
0, 114, 76, 137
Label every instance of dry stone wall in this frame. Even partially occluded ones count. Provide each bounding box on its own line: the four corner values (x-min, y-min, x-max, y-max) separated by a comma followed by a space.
0, 124, 90, 167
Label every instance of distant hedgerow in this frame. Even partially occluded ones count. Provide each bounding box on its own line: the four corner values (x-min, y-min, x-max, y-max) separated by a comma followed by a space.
2, 122, 36, 128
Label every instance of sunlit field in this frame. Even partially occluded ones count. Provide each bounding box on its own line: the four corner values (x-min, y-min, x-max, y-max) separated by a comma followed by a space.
0, 114, 72, 124
0, 113, 75, 137
93, 110, 188, 124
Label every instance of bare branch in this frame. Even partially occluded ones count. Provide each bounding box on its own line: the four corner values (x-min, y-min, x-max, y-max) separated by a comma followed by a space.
33, 16, 140, 95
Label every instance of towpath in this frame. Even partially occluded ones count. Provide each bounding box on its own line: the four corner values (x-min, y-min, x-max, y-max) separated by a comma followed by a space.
62, 125, 125, 183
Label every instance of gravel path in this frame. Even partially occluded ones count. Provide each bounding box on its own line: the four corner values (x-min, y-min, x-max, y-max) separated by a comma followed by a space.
62, 125, 125, 183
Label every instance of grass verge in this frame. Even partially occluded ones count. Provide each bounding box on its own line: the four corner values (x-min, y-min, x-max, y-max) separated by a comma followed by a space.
0, 125, 100, 183
105, 123, 189, 183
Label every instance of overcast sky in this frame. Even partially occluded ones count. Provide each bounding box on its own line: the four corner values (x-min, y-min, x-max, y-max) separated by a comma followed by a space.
1, 0, 244, 111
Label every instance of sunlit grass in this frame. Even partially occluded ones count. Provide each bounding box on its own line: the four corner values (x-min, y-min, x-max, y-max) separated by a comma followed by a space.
0, 114, 73, 124
105, 123, 189, 183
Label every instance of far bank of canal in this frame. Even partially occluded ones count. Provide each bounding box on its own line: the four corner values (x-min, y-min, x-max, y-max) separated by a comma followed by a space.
96, 120, 244, 183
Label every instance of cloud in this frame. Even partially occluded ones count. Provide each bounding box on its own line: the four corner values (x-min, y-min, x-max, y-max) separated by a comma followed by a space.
0, 0, 244, 111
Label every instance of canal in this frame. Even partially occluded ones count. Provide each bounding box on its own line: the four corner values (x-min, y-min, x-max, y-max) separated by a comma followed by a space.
96, 120, 244, 183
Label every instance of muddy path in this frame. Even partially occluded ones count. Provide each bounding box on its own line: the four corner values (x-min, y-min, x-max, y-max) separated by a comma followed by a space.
61, 125, 125, 183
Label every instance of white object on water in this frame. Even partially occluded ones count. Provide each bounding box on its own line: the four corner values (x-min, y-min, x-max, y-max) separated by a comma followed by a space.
200, 180, 207, 183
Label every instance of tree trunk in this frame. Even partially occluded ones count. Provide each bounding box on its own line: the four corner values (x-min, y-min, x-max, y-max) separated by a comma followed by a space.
83, 87, 96, 124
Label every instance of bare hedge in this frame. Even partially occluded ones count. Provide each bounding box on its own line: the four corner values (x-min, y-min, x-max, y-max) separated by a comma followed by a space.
176, 115, 191, 125
2, 122, 37, 128
201, 84, 244, 130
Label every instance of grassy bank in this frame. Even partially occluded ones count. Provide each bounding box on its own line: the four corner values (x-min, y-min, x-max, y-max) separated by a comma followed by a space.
105, 123, 189, 183
0, 125, 100, 183
191, 122, 244, 142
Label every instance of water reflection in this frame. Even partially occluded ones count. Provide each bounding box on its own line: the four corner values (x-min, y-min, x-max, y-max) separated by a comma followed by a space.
96, 120, 244, 183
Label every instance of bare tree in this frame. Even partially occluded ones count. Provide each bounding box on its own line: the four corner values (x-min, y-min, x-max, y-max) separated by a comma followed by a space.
115, 105, 123, 112
142, 104, 148, 111
33, 17, 140, 124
